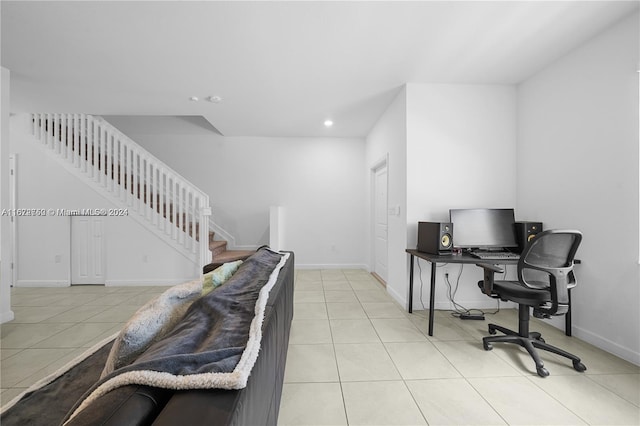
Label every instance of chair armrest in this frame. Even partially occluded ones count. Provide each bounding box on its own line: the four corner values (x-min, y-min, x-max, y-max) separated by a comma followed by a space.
475, 263, 504, 296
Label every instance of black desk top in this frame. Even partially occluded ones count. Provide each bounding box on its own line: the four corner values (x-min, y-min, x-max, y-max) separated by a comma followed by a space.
405, 248, 520, 265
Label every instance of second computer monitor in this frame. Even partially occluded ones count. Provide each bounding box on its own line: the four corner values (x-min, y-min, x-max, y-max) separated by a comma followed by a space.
449, 208, 517, 250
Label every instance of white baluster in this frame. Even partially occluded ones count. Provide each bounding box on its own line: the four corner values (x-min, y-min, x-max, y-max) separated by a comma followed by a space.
51, 114, 58, 154
40, 113, 45, 142
91, 118, 97, 180
118, 138, 124, 200
79, 114, 85, 173
191, 191, 197, 253
177, 182, 183, 244
109, 130, 114, 193
158, 168, 165, 232
128, 147, 134, 207
173, 177, 179, 241
60, 114, 72, 162
136, 150, 141, 211
146, 158, 150, 216
153, 165, 157, 224
101, 125, 107, 187
72, 114, 78, 167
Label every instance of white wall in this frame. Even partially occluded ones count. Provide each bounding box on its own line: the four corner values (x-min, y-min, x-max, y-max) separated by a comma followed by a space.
365, 84, 518, 310
365, 87, 408, 305
10, 116, 199, 287
106, 119, 368, 269
517, 12, 639, 364
406, 83, 518, 310
1, 66, 15, 322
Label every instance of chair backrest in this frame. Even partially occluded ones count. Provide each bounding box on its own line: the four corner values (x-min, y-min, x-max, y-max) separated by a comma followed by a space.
518, 229, 583, 316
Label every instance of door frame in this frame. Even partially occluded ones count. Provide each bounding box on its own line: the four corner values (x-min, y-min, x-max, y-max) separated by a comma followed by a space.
9, 155, 17, 288
370, 154, 389, 283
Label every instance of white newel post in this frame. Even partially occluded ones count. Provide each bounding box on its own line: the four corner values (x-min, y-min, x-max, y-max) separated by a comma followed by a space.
269, 206, 284, 252
200, 204, 212, 272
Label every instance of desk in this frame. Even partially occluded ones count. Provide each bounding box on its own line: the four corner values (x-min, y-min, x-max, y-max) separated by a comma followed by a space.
406, 249, 573, 337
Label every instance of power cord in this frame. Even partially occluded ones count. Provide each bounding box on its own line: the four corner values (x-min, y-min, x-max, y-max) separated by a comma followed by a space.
445, 264, 502, 319
417, 259, 447, 311
415, 259, 502, 318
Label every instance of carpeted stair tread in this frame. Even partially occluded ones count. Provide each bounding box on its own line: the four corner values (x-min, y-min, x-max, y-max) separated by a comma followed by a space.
209, 240, 228, 257
213, 250, 255, 264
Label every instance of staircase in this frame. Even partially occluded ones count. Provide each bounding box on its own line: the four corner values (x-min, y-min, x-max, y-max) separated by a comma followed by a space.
208, 235, 255, 265
31, 113, 252, 272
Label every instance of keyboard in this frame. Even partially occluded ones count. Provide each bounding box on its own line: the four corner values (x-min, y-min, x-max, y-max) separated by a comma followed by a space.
470, 251, 520, 260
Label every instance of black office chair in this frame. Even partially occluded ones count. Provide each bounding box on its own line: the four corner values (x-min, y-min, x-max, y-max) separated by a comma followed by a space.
476, 229, 586, 377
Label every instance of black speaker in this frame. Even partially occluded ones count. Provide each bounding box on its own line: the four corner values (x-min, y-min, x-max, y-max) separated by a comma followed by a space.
514, 221, 543, 253
417, 222, 453, 254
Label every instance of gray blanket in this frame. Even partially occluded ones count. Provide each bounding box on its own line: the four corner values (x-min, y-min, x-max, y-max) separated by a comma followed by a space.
64, 247, 288, 424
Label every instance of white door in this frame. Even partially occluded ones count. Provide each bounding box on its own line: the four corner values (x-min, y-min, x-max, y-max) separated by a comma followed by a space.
71, 216, 105, 285
373, 164, 388, 283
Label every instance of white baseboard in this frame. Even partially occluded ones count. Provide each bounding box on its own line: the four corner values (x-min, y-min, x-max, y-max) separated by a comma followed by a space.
0, 310, 15, 323
16, 280, 69, 287
387, 285, 406, 308
105, 277, 197, 287
16, 279, 198, 287
295, 263, 369, 270
573, 324, 640, 366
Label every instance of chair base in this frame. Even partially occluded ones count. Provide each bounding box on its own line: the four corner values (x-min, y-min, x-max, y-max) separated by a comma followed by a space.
482, 306, 587, 377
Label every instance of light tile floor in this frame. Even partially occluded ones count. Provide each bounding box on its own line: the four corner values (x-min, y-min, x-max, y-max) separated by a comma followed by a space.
1, 270, 639, 425
278, 269, 640, 426
1, 284, 166, 406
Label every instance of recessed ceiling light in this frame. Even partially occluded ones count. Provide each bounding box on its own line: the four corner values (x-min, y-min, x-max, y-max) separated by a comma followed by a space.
207, 96, 223, 103
189, 96, 199, 102
324, 120, 334, 127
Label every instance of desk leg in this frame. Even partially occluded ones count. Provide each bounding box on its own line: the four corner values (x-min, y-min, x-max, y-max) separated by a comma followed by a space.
428, 262, 436, 337
408, 254, 414, 313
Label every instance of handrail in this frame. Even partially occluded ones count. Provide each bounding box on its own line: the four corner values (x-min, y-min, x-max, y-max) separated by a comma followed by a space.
31, 113, 211, 270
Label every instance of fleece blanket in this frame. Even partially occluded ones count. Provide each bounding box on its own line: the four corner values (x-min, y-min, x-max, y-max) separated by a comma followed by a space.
63, 247, 289, 424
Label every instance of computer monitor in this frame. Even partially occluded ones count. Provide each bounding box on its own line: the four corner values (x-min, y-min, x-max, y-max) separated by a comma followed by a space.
449, 208, 518, 250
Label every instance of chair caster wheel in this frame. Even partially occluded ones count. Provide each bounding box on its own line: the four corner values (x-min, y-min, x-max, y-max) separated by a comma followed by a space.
536, 367, 549, 377
488, 327, 496, 335
573, 361, 587, 372
537, 337, 545, 343
483, 342, 492, 351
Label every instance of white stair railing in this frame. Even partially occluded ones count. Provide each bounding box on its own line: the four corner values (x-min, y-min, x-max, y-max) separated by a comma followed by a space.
31, 113, 212, 270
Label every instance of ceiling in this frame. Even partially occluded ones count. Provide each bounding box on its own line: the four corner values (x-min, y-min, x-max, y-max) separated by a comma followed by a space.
2, 1, 638, 138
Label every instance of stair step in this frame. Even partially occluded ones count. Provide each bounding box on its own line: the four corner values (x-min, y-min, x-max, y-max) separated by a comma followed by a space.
210, 240, 227, 257
202, 250, 256, 274
213, 250, 256, 264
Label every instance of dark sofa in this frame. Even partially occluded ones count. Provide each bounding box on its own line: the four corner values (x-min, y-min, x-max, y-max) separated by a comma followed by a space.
1, 250, 295, 426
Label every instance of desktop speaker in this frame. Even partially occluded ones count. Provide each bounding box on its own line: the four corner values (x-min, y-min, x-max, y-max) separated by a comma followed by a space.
417, 222, 453, 254
514, 221, 543, 253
